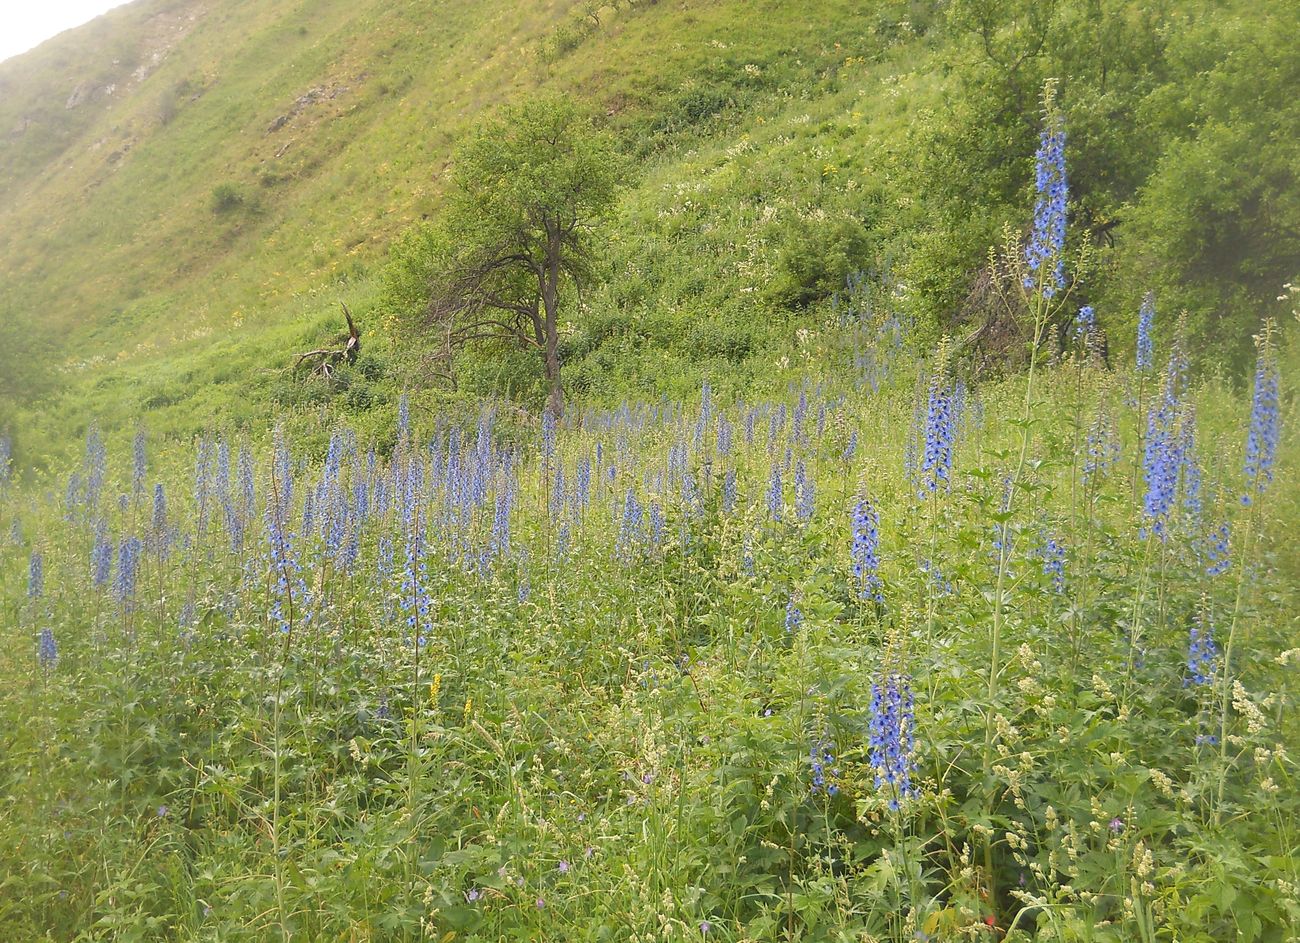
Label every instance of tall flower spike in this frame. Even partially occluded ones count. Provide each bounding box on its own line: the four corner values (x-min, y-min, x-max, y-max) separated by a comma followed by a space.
1141, 369, 1181, 540
850, 495, 883, 603
1243, 327, 1280, 505
868, 671, 917, 809
919, 373, 955, 496
1023, 98, 1068, 298
28, 550, 43, 599
0, 432, 11, 488
38, 627, 58, 669
1186, 606, 1218, 686
794, 460, 814, 523
784, 597, 803, 633
1136, 293, 1155, 373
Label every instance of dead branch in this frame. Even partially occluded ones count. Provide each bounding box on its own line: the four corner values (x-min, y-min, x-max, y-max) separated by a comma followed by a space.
294, 301, 361, 379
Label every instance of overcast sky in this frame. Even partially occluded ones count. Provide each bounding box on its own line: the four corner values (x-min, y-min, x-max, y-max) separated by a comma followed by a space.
1, 2, 128, 65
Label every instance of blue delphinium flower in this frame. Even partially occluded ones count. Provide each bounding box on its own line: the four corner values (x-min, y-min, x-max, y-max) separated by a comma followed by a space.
38, 628, 58, 669
541, 407, 557, 471
64, 471, 83, 521
1038, 533, 1066, 593
1136, 293, 1155, 373
491, 455, 514, 559
616, 488, 643, 560
646, 501, 664, 550
1204, 521, 1231, 577
716, 415, 733, 459
918, 376, 955, 496
91, 522, 113, 588
850, 496, 883, 603
1073, 305, 1095, 344
400, 521, 431, 642
114, 536, 142, 610
1141, 374, 1181, 540
766, 463, 783, 522
794, 460, 814, 523
808, 733, 840, 796
0, 433, 11, 487
1083, 409, 1121, 483
575, 454, 592, 513
397, 393, 410, 444
1186, 613, 1218, 686
151, 483, 169, 559
722, 468, 737, 516
1023, 110, 1068, 297
28, 550, 43, 598
84, 425, 106, 513
266, 501, 303, 634
194, 436, 215, 536
1242, 347, 1280, 505
784, 597, 802, 633
694, 379, 712, 448
868, 672, 916, 809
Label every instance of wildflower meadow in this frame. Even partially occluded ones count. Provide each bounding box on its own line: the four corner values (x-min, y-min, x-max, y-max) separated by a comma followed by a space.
1, 93, 1298, 943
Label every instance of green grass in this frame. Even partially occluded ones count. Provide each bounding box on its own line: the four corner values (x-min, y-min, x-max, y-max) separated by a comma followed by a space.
0, 312, 1296, 940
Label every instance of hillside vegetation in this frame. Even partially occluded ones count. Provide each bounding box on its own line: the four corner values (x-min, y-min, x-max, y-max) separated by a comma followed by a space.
0, 3, 1297, 940
1, 0, 1297, 460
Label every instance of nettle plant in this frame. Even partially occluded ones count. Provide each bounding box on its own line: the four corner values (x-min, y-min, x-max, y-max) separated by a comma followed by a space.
0, 86, 1296, 943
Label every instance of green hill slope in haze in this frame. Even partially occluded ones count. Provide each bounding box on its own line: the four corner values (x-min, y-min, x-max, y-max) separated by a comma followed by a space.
2, 0, 1297, 467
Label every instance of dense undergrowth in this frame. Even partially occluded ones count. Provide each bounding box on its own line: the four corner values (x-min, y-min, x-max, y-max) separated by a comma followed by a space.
1, 2, 1298, 941
1, 284, 1296, 939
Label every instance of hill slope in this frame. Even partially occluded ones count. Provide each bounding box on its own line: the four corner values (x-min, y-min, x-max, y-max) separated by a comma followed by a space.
1, 0, 1297, 465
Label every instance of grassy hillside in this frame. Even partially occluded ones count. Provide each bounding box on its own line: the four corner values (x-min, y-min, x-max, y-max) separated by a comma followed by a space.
1, 3, 1298, 941
3, 0, 1297, 471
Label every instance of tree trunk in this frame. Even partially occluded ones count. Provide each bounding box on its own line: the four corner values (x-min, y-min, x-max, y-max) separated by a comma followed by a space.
541, 222, 565, 418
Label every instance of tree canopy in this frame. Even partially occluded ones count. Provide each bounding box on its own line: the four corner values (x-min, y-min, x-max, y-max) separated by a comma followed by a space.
390, 95, 621, 416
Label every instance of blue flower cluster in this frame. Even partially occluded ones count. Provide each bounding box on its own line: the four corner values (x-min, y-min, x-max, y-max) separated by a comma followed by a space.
1141, 375, 1184, 540
1204, 522, 1231, 577
868, 672, 916, 809
0, 433, 11, 488
1024, 112, 1068, 297
114, 536, 142, 611
917, 376, 956, 497
784, 597, 802, 633
808, 733, 839, 796
1242, 350, 1280, 505
1186, 614, 1218, 686
38, 627, 58, 669
850, 496, 883, 603
1038, 533, 1066, 593
1073, 305, 1095, 344
28, 550, 43, 599
1136, 293, 1156, 373
1083, 409, 1121, 483
794, 460, 814, 523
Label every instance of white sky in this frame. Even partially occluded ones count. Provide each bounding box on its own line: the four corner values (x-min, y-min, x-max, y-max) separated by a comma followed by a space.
0, 2, 129, 65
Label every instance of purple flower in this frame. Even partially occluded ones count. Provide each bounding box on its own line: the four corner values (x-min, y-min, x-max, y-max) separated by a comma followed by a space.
1023, 110, 1068, 297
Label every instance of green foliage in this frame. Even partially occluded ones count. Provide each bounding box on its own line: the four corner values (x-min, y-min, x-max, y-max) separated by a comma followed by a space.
209, 182, 246, 214
767, 213, 874, 310
0, 334, 1297, 939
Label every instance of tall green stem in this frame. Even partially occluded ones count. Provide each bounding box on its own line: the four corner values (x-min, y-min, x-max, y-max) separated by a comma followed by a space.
980, 290, 1048, 906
